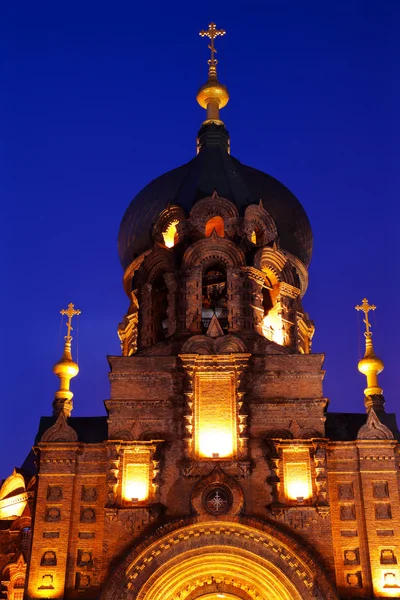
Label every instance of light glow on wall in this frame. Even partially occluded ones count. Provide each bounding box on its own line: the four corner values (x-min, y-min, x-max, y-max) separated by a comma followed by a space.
162, 220, 179, 248
284, 460, 312, 501
262, 306, 284, 346
124, 463, 149, 502
196, 374, 236, 459
198, 429, 234, 459
374, 569, 400, 597
0, 472, 27, 520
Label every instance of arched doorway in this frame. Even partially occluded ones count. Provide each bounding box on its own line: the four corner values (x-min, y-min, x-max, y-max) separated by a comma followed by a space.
137, 549, 300, 600
101, 520, 339, 600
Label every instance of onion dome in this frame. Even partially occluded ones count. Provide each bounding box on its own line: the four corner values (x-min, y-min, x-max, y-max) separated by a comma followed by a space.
118, 127, 312, 270
118, 22, 313, 271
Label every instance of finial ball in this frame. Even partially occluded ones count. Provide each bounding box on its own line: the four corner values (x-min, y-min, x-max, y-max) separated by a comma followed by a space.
196, 80, 230, 110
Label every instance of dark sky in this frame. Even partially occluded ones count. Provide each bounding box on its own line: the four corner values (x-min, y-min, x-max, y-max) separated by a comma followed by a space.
1, 0, 399, 477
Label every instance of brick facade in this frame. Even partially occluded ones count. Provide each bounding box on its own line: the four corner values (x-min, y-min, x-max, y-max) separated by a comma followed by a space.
1, 113, 398, 600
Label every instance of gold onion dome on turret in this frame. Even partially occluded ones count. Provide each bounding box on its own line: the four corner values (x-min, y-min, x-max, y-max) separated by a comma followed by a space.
53, 342, 79, 383
357, 338, 384, 396
357, 348, 384, 379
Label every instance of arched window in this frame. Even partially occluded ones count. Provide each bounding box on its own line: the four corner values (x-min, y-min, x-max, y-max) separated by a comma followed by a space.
162, 220, 179, 248
262, 288, 273, 315
152, 275, 169, 342
261, 287, 284, 345
11, 578, 25, 600
205, 216, 224, 237
201, 264, 228, 332
250, 226, 263, 245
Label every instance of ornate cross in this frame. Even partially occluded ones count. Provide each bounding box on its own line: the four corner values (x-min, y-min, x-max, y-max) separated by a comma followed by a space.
199, 22, 226, 66
60, 303, 81, 341
355, 298, 376, 336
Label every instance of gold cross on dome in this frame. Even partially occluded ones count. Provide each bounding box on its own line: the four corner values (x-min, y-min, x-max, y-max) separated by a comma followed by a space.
355, 298, 376, 336
60, 303, 81, 341
199, 22, 226, 66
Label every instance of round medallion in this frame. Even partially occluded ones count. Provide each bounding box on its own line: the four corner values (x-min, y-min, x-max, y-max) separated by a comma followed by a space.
203, 486, 232, 515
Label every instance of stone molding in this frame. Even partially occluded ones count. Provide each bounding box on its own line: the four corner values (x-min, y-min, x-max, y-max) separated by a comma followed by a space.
357, 409, 394, 440
40, 412, 78, 443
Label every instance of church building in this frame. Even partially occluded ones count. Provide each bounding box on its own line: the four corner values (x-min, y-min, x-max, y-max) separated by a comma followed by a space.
1, 23, 399, 600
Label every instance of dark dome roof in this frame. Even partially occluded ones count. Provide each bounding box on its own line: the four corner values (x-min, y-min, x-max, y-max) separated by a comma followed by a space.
118, 125, 312, 270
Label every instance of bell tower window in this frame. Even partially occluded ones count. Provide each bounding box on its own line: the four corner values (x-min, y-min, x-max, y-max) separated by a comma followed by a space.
201, 264, 228, 332
205, 215, 224, 237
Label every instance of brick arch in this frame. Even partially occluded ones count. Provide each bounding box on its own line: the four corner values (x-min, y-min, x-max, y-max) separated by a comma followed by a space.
152, 205, 187, 246
100, 518, 339, 600
283, 251, 309, 297
189, 195, 239, 239
183, 237, 246, 270
243, 203, 277, 246
137, 246, 175, 286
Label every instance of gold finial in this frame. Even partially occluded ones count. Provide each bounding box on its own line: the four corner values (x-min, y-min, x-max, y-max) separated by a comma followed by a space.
197, 22, 229, 124
52, 303, 81, 417
355, 298, 384, 410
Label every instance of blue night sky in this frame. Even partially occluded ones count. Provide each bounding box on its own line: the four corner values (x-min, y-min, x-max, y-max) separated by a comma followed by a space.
1, 1, 399, 477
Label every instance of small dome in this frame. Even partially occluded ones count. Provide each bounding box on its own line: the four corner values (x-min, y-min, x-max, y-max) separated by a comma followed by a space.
118, 124, 313, 270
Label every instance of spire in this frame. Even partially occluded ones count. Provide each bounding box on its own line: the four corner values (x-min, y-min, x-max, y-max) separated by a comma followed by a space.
52, 303, 81, 418
197, 22, 229, 124
355, 298, 385, 413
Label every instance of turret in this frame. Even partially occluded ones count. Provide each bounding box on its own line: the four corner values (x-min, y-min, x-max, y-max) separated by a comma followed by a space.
52, 303, 81, 417
356, 297, 385, 412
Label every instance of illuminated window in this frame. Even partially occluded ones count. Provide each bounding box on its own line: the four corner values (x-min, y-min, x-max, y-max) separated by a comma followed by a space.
123, 449, 151, 503
162, 220, 179, 248
195, 373, 236, 459
250, 226, 263, 245
261, 289, 284, 346
283, 449, 312, 502
205, 216, 224, 237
